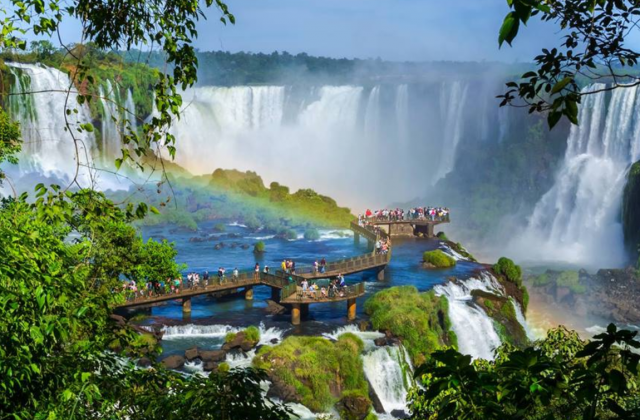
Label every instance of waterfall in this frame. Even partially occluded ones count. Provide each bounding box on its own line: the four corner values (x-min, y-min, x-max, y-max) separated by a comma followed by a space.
6, 63, 98, 185
513, 84, 640, 268
434, 273, 503, 360
160, 324, 238, 339
511, 298, 536, 341
99, 80, 122, 160
364, 86, 381, 143
125, 88, 138, 135
362, 345, 413, 415
435, 81, 469, 182
323, 324, 385, 351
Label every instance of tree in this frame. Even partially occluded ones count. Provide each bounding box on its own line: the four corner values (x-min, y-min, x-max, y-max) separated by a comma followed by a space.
0, 107, 20, 189
498, 0, 640, 128
409, 324, 640, 419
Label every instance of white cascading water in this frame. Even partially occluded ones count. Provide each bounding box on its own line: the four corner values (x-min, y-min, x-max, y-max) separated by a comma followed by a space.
435, 81, 469, 183
125, 88, 138, 135
99, 80, 122, 160
160, 323, 238, 339
362, 345, 413, 415
434, 273, 504, 360
513, 84, 640, 268
6, 63, 98, 185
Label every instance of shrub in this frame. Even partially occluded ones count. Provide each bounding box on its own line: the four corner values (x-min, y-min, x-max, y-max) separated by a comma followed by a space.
484, 299, 495, 310
282, 229, 297, 240
217, 362, 230, 373
224, 332, 237, 343
213, 223, 226, 232
304, 228, 320, 240
423, 250, 456, 268
253, 241, 265, 253
493, 257, 522, 286
244, 326, 260, 344
521, 285, 530, 312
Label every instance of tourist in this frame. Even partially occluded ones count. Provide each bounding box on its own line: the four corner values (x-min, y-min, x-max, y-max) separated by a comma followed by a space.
233, 267, 239, 280
338, 274, 346, 289
321, 286, 327, 298
254, 263, 260, 280
301, 279, 309, 298
320, 257, 326, 273
263, 265, 270, 274
281, 259, 287, 273
203, 270, 209, 285
313, 260, 319, 273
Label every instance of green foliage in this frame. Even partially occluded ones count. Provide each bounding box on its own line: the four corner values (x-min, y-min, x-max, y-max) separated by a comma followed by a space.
218, 362, 230, 373
225, 332, 237, 344
304, 227, 320, 240
409, 324, 640, 419
498, 0, 640, 129
213, 222, 226, 232
557, 270, 586, 294
532, 272, 550, 286
0, 193, 291, 419
0, 107, 21, 185
244, 326, 260, 344
436, 231, 449, 241
484, 299, 494, 311
493, 257, 522, 287
253, 335, 370, 413
623, 161, 640, 262
254, 241, 266, 253
364, 286, 455, 365
520, 285, 529, 312
423, 250, 456, 268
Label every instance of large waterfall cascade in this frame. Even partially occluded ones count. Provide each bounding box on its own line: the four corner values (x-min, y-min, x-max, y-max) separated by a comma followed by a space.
6, 63, 97, 184
514, 84, 640, 268
434, 273, 509, 360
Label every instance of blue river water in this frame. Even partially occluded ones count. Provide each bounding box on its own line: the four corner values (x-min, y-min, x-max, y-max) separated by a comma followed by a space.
130, 220, 483, 356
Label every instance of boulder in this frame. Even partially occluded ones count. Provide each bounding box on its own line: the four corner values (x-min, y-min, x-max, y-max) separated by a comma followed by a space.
109, 314, 127, 327
199, 350, 227, 363
240, 340, 254, 352
161, 355, 185, 369
270, 338, 279, 344
374, 337, 387, 347
241, 244, 250, 250
367, 378, 385, 414
358, 320, 371, 332
266, 299, 286, 315
337, 395, 370, 420
266, 375, 301, 404
185, 346, 200, 361
222, 331, 247, 351
390, 409, 410, 419
203, 361, 218, 372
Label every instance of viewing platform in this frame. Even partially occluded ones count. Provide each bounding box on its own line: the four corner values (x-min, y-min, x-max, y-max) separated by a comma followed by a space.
363, 215, 450, 238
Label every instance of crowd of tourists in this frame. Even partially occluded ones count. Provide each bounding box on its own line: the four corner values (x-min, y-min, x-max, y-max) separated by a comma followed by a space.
359, 207, 450, 223
300, 274, 348, 299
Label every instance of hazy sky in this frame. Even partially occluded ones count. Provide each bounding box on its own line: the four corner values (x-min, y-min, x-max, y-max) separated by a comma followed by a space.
51, 0, 566, 62
189, 0, 560, 62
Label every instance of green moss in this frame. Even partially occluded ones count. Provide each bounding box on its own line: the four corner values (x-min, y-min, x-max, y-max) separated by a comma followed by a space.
304, 228, 320, 240
364, 286, 454, 365
436, 231, 449, 241
224, 332, 237, 343
422, 250, 456, 268
556, 271, 586, 294
532, 273, 550, 286
282, 229, 298, 240
493, 257, 523, 287
484, 299, 495, 310
218, 362, 230, 373
253, 335, 369, 413
253, 241, 266, 253
213, 223, 226, 232
500, 300, 517, 319
244, 325, 260, 344
520, 285, 529, 312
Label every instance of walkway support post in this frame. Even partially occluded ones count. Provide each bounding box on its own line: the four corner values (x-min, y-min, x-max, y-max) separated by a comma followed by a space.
347, 298, 356, 321
354, 232, 360, 246
271, 286, 280, 302
377, 267, 385, 281
245, 286, 254, 300
182, 296, 192, 313
301, 303, 309, 319
292, 303, 301, 325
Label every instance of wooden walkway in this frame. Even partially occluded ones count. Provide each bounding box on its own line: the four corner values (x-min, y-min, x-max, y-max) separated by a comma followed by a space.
116, 220, 389, 324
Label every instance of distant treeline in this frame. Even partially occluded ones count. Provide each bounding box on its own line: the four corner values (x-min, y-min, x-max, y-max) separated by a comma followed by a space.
121, 49, 533, 86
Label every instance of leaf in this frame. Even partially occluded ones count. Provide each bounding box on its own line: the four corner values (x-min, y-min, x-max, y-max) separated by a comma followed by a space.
551, 77, 572, 94
499, 12, 520, 47
548, 111, 562, 129
150, 206, 161, 215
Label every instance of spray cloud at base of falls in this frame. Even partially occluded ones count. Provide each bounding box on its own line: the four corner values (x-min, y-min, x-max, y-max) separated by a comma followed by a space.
510, 84, 640, 268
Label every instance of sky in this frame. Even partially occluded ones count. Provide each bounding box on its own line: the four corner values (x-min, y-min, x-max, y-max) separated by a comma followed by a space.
51, 0, 567, 63
190, 0, 560, 62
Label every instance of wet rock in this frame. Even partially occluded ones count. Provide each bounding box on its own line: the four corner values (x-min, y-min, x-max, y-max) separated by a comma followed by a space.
226, 233, 242, 239
390, 409, 410, 419
185, 346, 200, 361
241, 244, 250, 250
337, 395, 370, 420
214, 242, 225, 250
109, 314, 127, 327
266, 375, 301, 404
358, 320, 371, 331
374, 337, 387, 347
240, 340, 254, 352
366, 378, 385, 414
203, 361, 218, 372
222, 331, 247, 351
161, 355, 185, 369
230, 243, 237, 249
270, 338, 279, 344
199, 350, 227, 363
266, 299, 286, 315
